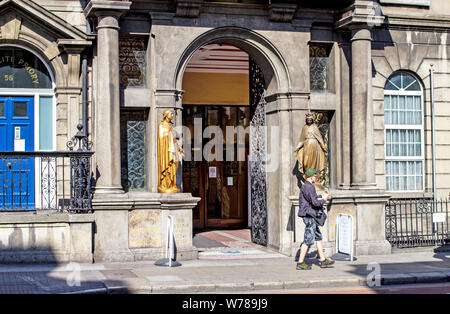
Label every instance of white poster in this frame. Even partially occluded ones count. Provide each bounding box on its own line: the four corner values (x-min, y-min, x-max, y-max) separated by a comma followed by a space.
14, 139, 25, 152
208, 166, 217, 178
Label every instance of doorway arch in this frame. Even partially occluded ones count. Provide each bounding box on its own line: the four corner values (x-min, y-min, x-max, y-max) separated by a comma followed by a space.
174, 26, 291, 97
175, 27, 291, 247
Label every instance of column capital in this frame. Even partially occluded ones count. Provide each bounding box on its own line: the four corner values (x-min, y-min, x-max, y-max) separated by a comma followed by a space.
57, 39, 92, 54
336, 0, 385, 30
84, 0, 132, 18
349, 26, 372, 42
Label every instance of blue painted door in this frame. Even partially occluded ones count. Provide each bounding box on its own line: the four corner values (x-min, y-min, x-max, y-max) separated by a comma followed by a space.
0, 96, 35, 209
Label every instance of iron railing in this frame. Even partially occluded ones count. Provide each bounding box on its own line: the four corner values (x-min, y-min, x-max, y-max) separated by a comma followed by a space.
385, 198, 450, 248
0, 151, 94, 213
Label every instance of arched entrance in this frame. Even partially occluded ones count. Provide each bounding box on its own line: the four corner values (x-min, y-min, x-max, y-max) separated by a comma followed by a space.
175, 28, 290, 247
0, 45, 55, 209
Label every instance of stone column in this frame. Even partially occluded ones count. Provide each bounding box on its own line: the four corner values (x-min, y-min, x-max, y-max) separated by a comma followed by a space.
350, 26, 376, 189
85, 2, 130, 195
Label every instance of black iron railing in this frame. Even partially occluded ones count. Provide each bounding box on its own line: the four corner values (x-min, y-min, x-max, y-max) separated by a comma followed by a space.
0, 151, 94, 213
385, 198, 450, 248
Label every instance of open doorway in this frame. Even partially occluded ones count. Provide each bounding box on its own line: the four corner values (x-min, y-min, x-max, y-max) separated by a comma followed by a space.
182, 44, 251, 230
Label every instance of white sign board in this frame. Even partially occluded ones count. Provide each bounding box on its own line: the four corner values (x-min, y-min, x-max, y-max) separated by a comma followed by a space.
335, 214, 354, 261
433, 212, 446, 223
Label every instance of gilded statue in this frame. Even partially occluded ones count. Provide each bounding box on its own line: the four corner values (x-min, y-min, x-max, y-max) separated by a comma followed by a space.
158, 110, 183, 193
294, 112, 328, 188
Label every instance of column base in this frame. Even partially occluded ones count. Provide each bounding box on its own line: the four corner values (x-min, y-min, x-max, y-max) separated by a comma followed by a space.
94, 187, 125, 196
92, 192, 200, 263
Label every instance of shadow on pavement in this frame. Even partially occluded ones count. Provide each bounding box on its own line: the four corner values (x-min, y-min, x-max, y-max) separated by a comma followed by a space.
0, 245, 127, 294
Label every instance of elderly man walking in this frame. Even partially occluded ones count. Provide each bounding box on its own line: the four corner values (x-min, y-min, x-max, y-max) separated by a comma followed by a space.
296, 168, 335, 270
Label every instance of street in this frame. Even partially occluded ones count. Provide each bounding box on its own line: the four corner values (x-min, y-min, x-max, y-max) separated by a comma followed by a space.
220, 282, 450, 294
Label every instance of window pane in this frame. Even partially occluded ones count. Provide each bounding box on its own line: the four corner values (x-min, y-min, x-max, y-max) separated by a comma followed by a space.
402, 73, 415, 89
0, 102, 4, 117
13, 102, 27, 117
390, 75, 402, 90
309, 44, 330, 92
385, 80, 398, 90
384, 96, 391, 124
386, 160, 423, 191
392, 96, 398, 124
406, 80, 421, 91
39, 96, 53, 150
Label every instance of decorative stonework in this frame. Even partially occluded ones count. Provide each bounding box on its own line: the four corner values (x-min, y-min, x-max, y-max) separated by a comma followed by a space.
268, 4, 297, 23
119, 37, 147, 88
175, 0, 203, 18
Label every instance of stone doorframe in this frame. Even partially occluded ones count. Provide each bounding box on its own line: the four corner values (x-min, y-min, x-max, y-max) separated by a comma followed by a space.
152, 26, 300, 254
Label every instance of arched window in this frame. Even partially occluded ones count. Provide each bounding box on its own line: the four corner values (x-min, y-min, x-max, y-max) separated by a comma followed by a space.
384, 71, 424, 191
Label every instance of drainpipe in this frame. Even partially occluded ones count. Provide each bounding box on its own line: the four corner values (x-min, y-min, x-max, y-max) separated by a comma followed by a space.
82, 55, 88, 138
430, 65, 437, 241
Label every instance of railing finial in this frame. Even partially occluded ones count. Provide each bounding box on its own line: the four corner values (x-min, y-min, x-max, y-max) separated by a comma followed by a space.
67, 124, 93, 152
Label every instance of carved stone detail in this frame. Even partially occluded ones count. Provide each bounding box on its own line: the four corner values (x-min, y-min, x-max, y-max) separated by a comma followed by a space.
268, 4, 297, 23
175, 0, 203, 18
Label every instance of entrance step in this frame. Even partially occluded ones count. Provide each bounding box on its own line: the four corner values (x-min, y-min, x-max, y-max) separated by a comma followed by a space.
198, 248, 286, 260
193, 229, 285, 259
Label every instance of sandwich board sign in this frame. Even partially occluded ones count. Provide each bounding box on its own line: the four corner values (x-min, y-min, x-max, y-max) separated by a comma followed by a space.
335, 214, 354, 261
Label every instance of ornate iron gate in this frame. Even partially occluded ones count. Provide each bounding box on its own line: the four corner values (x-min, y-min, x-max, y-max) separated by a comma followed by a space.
249, 57, 268, 246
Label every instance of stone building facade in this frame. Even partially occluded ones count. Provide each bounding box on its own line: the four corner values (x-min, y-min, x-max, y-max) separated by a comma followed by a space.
0, 0, 449, 262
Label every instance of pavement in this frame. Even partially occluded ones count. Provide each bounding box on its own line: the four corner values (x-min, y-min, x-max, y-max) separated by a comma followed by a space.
0, 229, 449, 294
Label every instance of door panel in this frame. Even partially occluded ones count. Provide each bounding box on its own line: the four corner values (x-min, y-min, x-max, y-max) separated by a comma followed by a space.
0, 96, 35, 210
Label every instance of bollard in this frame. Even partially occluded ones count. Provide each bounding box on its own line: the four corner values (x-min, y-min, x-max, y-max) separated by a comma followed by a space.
154, 215, 182, 267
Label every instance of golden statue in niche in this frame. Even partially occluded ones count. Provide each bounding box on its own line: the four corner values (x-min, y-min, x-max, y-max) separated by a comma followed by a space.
294, 112, 328, 189
158, 109, 183, 193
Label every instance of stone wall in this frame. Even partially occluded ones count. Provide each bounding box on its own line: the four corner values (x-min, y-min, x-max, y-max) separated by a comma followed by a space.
0, 213, 94, 263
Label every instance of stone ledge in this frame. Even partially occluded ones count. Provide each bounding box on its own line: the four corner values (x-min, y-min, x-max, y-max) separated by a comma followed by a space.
92, 192, 200, 211
0, 212, 94, 224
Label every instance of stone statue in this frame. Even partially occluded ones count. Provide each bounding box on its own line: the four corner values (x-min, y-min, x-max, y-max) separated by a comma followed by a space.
294, 112, 328, 188
158, 109, 183, 193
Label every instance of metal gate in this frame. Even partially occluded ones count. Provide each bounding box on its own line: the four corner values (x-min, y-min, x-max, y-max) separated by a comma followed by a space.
249, 57, 268, 246
385, 198, 450, 248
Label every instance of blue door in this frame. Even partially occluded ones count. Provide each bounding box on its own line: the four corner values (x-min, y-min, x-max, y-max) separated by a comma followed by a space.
0, 96, 35, 209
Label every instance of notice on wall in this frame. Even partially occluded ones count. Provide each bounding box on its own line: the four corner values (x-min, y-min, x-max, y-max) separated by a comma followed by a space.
336, 214, 353, 259
14, 139, 25, 152
129, 210, 162, 249
227, 177, 233, 186
209, 166, 217, 178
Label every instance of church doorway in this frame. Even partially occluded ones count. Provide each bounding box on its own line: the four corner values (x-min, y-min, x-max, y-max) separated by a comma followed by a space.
181, 43, 267, 243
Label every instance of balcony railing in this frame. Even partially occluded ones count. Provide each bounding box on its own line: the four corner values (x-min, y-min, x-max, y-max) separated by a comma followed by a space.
0, 151, 94, 213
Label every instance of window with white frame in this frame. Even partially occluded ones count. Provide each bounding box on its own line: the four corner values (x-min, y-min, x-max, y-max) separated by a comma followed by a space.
384, 71, 424, 191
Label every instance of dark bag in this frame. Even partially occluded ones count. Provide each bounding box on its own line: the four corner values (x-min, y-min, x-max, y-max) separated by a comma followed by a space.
314, 208, 327, 226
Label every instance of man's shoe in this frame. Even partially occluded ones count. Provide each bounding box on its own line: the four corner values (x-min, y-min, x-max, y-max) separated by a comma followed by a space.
319, 259, 335, 268
296, 262, 312, 270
